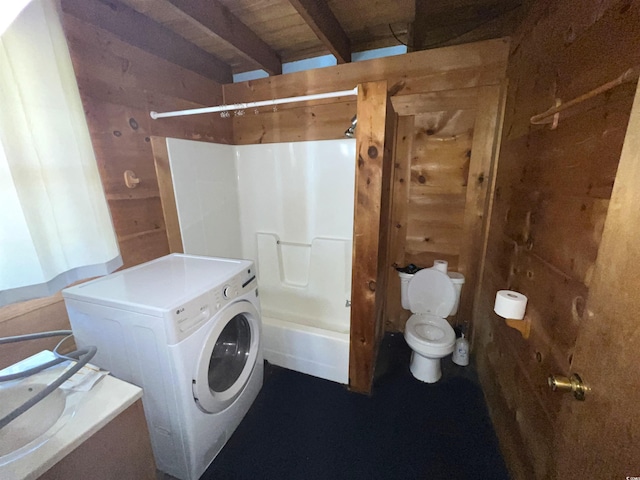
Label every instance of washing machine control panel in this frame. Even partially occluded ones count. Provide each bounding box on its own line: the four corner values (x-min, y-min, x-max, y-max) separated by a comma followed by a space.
166, 266, 257, 344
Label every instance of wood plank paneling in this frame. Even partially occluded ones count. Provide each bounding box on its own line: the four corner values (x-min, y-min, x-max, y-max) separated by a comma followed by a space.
406, 224, 462, 255
411, 0, 522, 53
554, 79, 640, 479
407, 106, 477, 287
223, 38, 509, 103
387, 102, 479, 331
164, 0, 282, 75
119, 0, 270, 73
407, 194, 467, 226
475, 0, 640, 477
288, 0, 351, 64
61, 0, 232, 84
108, 196, 166, 238
63, 12, 229, 270
385, 116, 414, 330
378, 96, 398, 342
391, 87, 480, 115
118, 229, 171, 267
457, 84, 506, 330
218, 0, 322, 66
410, 126, 474, 192
62, 14, 223, 107
233, 100, 355, 144
122, 0, 413, 68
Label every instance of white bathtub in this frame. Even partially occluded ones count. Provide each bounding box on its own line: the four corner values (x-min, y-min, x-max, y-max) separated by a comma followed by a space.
261, 315, 349, 384
256, 233, 352, 384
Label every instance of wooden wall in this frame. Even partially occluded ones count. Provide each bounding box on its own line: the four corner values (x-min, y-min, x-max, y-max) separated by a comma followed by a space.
474, 0, 640, 477
0, 1, 229, 369
386, 85, 506, 332
62, 3, 232, 267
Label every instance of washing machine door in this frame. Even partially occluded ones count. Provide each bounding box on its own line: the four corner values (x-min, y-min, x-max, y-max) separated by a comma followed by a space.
192, 299, 261, 414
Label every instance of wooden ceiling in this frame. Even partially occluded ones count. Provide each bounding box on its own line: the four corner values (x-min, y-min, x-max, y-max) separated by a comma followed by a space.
63, 0, 523, 83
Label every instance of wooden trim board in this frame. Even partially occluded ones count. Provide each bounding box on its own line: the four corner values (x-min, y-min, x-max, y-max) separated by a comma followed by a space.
151, 137, 183, 254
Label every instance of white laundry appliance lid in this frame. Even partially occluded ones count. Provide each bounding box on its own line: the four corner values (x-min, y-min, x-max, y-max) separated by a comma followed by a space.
407, 268, 456, 317
62, 254, 252, 314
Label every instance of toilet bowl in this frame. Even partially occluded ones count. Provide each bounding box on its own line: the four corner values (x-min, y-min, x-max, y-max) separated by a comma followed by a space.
405, 314, 456, 382
399, 264, 463, 383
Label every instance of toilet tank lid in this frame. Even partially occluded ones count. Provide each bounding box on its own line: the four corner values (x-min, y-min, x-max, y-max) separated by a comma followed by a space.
408, 268, 456, 317
448, 272, 465, 284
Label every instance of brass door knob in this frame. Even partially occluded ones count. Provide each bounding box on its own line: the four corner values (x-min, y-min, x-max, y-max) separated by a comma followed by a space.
548, 373, 588, 401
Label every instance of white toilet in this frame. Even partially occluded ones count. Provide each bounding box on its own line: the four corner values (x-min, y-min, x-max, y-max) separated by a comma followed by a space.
399, 264, 464, 383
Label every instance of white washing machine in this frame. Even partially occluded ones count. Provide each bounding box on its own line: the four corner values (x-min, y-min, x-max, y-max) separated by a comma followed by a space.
62, 254, 263, 480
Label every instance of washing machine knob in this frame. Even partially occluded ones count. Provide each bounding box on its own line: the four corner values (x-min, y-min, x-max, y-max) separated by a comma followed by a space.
223, 285, 233, 299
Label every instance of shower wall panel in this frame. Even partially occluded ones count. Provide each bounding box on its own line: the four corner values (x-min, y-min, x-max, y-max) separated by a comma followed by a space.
235, 139, 356, 333
166, 138, 242, 259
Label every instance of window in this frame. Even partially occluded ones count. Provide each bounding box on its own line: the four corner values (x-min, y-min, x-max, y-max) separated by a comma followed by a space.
0, 0, 33, 36
0, 0, 121, 306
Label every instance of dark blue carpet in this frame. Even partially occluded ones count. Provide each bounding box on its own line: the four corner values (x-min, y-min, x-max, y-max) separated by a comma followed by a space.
202, 333, 509, 480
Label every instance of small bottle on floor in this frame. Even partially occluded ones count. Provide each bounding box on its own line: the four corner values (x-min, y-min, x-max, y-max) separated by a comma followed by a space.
452, 333, 469, 366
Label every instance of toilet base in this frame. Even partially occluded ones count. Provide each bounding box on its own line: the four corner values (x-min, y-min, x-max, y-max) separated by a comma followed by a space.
409, 351, 444, 383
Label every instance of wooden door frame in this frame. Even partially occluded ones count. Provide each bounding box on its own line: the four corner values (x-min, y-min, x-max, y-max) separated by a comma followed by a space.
384, 84, 507, 336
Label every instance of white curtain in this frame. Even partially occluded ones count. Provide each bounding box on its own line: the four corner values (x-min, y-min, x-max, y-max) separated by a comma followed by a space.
0, 0, 122, 306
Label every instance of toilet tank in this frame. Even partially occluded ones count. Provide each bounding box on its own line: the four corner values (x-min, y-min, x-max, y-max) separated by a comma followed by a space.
398, 272, 414, 310
448, 272, 465, 315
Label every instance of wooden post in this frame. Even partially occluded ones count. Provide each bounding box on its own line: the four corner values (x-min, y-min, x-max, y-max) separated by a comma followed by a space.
385, 115, 414, 331
457, 83, 506, 334
349, 81, 394, 394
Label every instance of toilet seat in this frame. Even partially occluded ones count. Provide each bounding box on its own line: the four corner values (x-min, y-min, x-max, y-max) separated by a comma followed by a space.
407, 268, 456, 317
405, 314, 455, 356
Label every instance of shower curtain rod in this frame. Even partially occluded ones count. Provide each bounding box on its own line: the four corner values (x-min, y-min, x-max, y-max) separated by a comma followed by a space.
150, 86, 359, 119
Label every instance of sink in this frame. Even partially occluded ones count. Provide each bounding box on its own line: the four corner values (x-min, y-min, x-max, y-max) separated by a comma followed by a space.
0, 350, 141, 480
0, 356, 81, 466
0, 381, 66, 457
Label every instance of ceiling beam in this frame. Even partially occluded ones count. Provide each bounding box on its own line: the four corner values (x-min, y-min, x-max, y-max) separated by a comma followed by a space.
288, 0, 351, 64
61, 0, 232, 84
165, 0, 282, 76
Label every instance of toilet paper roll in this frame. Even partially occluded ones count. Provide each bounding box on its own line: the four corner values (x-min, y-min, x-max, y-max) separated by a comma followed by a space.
494, 290, 528, 319
433, 260, 448, 273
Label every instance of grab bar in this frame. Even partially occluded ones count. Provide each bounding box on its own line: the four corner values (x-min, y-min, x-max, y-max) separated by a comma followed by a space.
276, 239, 310, 247
258, 232, 351, 248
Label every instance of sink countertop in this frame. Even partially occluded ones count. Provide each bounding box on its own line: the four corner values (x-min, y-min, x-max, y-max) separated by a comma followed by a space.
0, 353, 143, 480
